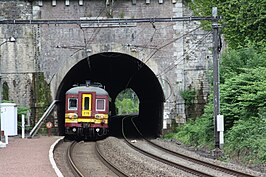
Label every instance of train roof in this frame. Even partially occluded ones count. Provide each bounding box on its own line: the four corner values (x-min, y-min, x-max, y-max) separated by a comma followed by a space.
66, 86, 108, 96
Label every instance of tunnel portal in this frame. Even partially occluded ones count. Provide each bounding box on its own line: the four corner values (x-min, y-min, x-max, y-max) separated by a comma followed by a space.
56, 52, 165, 137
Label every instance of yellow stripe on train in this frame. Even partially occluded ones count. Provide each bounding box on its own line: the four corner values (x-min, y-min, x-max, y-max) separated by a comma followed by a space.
78, 118, 108, 124
65, 114, 108, 119
65, 118, 78, 123
65, 118, 108, 124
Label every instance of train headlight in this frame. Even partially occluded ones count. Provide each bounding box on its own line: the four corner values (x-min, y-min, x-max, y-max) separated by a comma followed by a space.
72, 128, 77, 132
95, 114, 104, 119
69, 113, 78, 119
96, 128, 100, 132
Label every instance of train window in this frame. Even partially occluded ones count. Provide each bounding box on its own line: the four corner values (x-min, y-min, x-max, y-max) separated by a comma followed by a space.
68, 98, 77, 110
96, 99, 105, 111
84, 97, 90, 110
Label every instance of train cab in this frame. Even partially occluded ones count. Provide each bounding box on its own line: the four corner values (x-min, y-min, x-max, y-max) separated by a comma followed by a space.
65, 85, 109, 139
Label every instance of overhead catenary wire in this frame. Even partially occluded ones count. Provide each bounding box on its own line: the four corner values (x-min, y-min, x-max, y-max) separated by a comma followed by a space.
157, 30, 212, 77
94, 21, 178, 58
51, 6, 109, 75
157, 31, 212, 77
49, 15, 214, 59
142, 26, 202, 65
2, 15, 218, 91
0, 16, 218, 25
123, 26, 207, 89
89, 16, 176, 58
86, 6, 108, 44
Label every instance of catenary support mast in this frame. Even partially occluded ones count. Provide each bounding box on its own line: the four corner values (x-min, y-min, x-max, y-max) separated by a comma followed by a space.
212, 7, 222, 158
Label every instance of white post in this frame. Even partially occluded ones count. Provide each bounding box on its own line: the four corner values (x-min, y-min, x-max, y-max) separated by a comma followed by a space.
217, 115, 224, 148
220, 131, 224, 148
22, 114, 25, 139
5, 134, 8, 144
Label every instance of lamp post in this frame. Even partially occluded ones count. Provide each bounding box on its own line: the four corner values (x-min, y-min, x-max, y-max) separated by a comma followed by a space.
0, 37, 16, 141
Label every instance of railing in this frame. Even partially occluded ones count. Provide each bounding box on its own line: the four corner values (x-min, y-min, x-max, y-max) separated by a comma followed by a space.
29, 100, 59, 138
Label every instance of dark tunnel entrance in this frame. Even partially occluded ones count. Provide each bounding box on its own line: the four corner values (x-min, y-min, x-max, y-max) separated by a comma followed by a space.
56, 52, 165, 137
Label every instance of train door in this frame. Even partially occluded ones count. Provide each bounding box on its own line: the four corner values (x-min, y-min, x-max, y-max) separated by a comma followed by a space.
82, 94, 92, 117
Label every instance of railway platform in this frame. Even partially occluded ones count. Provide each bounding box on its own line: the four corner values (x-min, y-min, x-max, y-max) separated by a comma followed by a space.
0, 136, 61, 177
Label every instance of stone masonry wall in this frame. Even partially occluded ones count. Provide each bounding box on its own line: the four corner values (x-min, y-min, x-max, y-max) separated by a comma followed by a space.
0, 1, 35, 106
0, 0, 212, 127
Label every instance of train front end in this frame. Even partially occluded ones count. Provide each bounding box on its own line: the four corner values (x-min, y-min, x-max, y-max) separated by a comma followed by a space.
65, 85, 109, 139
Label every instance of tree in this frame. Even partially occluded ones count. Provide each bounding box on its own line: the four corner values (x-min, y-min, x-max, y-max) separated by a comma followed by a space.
167, 0, 266, 165
185, 0, 266, 49
165, 50, 266, 164
115, 88, 139, 115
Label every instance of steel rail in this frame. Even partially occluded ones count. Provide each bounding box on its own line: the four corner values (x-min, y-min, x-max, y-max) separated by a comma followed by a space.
95, 141, 128, 177
130, 117, 256, 177
121, 116, 213, 177
145, 139, 256, 177
66, 141, 84, 177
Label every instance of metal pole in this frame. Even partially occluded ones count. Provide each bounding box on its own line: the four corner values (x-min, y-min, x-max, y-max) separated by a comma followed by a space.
0, 75, 1, 142
212, 7, 221, 156
0, 42, 4, 141
0, 83, 1, 142
22, 114, 25, 139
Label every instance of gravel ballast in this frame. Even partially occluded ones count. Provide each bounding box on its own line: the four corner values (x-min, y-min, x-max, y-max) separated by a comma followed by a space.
151, 138, 265, 177
98, 137, 196, 177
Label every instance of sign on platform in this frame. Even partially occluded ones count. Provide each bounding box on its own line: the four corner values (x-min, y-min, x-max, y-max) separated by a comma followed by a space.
46, 122, 53, 129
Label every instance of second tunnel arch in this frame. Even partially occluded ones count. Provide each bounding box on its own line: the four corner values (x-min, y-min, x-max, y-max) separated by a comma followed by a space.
56, 52, 165, 137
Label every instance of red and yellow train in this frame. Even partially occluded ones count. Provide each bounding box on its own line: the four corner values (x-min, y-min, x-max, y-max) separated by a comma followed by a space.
65, 83, 109, 139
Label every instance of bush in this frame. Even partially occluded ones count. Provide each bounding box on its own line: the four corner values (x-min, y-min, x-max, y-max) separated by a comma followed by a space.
225, 114, 266, 164
168, 113, 214, 148
164, 48, 266, 165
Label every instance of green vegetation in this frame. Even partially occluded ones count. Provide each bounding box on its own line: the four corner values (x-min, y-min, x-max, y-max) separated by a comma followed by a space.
166, 0, 266, 166
115, 88, 139, 115
17, 106, 31, 133
2, 82, 9, 101
180, 88, 196, 106
180, 87, 197, 120
184, 0, 266, 50
30, 73, 52, 121
167, 48, 266, 165
33, 73, 52, 134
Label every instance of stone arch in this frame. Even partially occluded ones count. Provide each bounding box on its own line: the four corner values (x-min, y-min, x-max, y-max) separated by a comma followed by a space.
55, 52, 165, 137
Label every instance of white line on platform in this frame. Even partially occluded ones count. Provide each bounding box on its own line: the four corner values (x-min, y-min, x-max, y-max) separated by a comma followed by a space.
49, 136, 65, 177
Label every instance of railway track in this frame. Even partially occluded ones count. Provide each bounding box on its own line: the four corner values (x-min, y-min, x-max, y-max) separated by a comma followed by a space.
66, 141, 84, 177
143, 139, 255, 177
121, 116, 213, 176
95, 141, 128, 177
121, 115, 256, 177
60, 115, 258, 176
66, 140, 127, 177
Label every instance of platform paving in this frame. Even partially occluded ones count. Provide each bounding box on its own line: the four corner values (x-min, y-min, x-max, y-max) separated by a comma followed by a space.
0, 136, 60, 177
